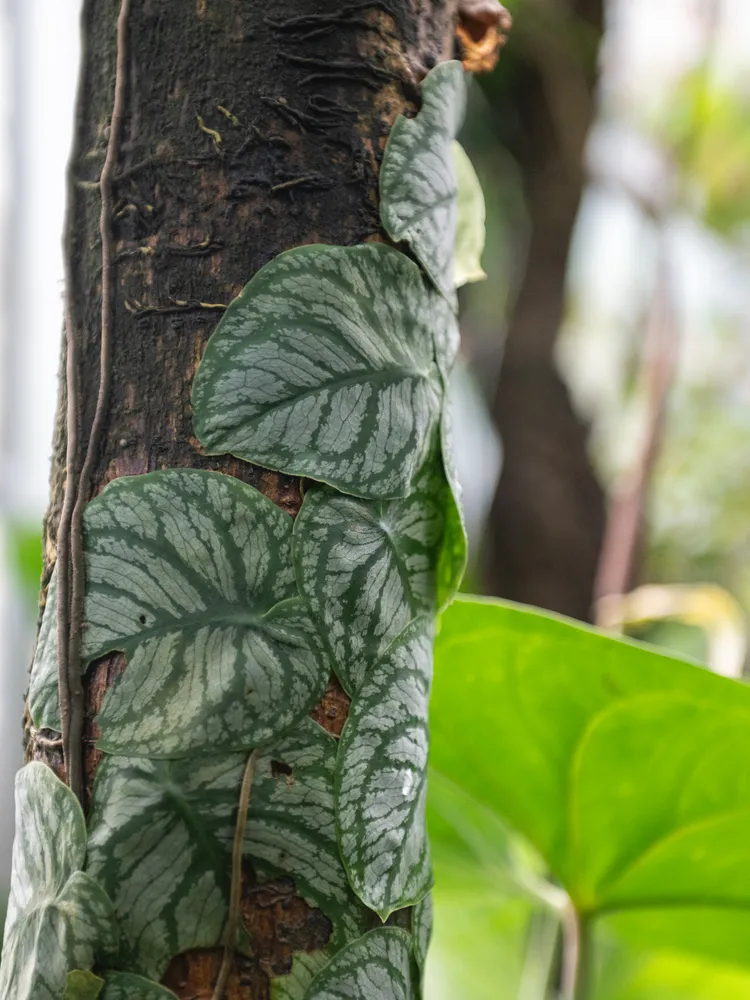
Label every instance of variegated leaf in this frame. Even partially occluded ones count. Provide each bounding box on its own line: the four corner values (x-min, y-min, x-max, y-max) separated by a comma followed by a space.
101, 973, 179, 999
64, 970, 104, 999
240, 718, 370, 947
86, 752, 244, 979
380, 61, 467, 300
192, 243, 451, 500
336, 620, 434, 919
453, 141, 487, 287
412, 893, 433, 975
304, 928, 417, 1000
0, 764, 117, 1000
272, 952, 329, 1000
293, 444, 454, 695
28, 469, 328, 757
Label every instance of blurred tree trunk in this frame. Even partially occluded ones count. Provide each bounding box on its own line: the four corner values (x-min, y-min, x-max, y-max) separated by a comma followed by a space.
482, 0, 605, 621
28, 1, 457, 994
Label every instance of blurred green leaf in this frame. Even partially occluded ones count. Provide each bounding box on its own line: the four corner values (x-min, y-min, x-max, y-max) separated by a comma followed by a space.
453, 141, 486, 287
430, 597, 750, 916
595, 948, 750, 1000
5, 521, 42, 599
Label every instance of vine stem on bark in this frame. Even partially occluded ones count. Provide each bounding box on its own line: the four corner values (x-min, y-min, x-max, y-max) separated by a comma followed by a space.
57, 0, 131, 803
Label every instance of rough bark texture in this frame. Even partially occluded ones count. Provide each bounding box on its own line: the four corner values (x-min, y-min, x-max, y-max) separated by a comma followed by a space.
481, 0, 606, 621
27, 1, 457, 994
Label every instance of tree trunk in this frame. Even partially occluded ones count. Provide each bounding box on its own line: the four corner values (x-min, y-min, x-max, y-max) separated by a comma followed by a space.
481, 0, 605, 621
27, 1, 457, 994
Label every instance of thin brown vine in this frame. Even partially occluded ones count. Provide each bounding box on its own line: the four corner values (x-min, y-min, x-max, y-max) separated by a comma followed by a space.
213, 749, 261, 1000
57, 0, 131, 802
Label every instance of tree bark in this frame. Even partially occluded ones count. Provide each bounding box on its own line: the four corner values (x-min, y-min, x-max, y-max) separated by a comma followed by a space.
27, 1, 458, 994
481, 0, 605, 621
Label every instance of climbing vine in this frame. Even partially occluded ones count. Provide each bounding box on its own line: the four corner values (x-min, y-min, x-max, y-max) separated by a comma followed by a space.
3, 49, 486, 999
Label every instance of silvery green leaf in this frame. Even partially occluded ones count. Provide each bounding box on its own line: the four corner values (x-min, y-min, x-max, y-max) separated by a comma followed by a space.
304, 928, 417, 1000
380, 61, 467, 300
192, 243, 451, 501
412, 893, 433, 974
336, 620, 434, 919
241, 719, 370, 947
0, 764, 117, 1000
86, 752, 244, 979
272, 953, 329, 1000
63, 970, 104, 999
101, 973, 178, 999
28, 469, 329, 756
437, 399, 467, 605
26, 569, 60, 735
293, 444, 453, 695
453, 141, 486, 287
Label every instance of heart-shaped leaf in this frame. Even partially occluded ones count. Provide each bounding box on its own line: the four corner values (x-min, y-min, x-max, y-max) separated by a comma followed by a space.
0, 764, 117, 1000
336, 619, 434, 919
192, 243, 452, 501
28, 469, 329, 757
87, 721, 369, 981
86, 752, 242, 979
304, 928, 417, 1000
453, 141, 486, 288
101, 973, 178, 999
240, 718, 370, 948
431, 597, 750, 918
294, 445, 455, 695
380, 61, 467, 300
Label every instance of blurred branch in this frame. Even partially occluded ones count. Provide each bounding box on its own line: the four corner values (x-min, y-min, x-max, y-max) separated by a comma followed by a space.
594, 229, 679, 616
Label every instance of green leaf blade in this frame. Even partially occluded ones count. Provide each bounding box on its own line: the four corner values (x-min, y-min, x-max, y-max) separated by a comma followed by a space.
28, 469, 329, 757
380, 61, 467, 300
430, 596, 750, 920
63, 970, 105, 1000
336, 620, 434, 918
293, 447, 453, 694
452, 141, 486, 287
192, 243, 450, 500
0, 764, 117, 1000
304, 928, 417, 1000
85, 752, 244, 978
241, 718, 370, 948
101, 972, 179, 999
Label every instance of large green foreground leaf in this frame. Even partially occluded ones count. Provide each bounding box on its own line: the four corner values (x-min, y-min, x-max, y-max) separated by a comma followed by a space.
294, 447, 453, 695
0, 764, 117, 1000
29, 469, 328, 756
380, 61, 467, 300
430, 597, 750, 917
336, 620, 433, 919
192, 243, 453, 500
305, 928, 417, 1000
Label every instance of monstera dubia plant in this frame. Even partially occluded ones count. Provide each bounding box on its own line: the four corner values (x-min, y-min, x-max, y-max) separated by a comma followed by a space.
1, 2, 492, 997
